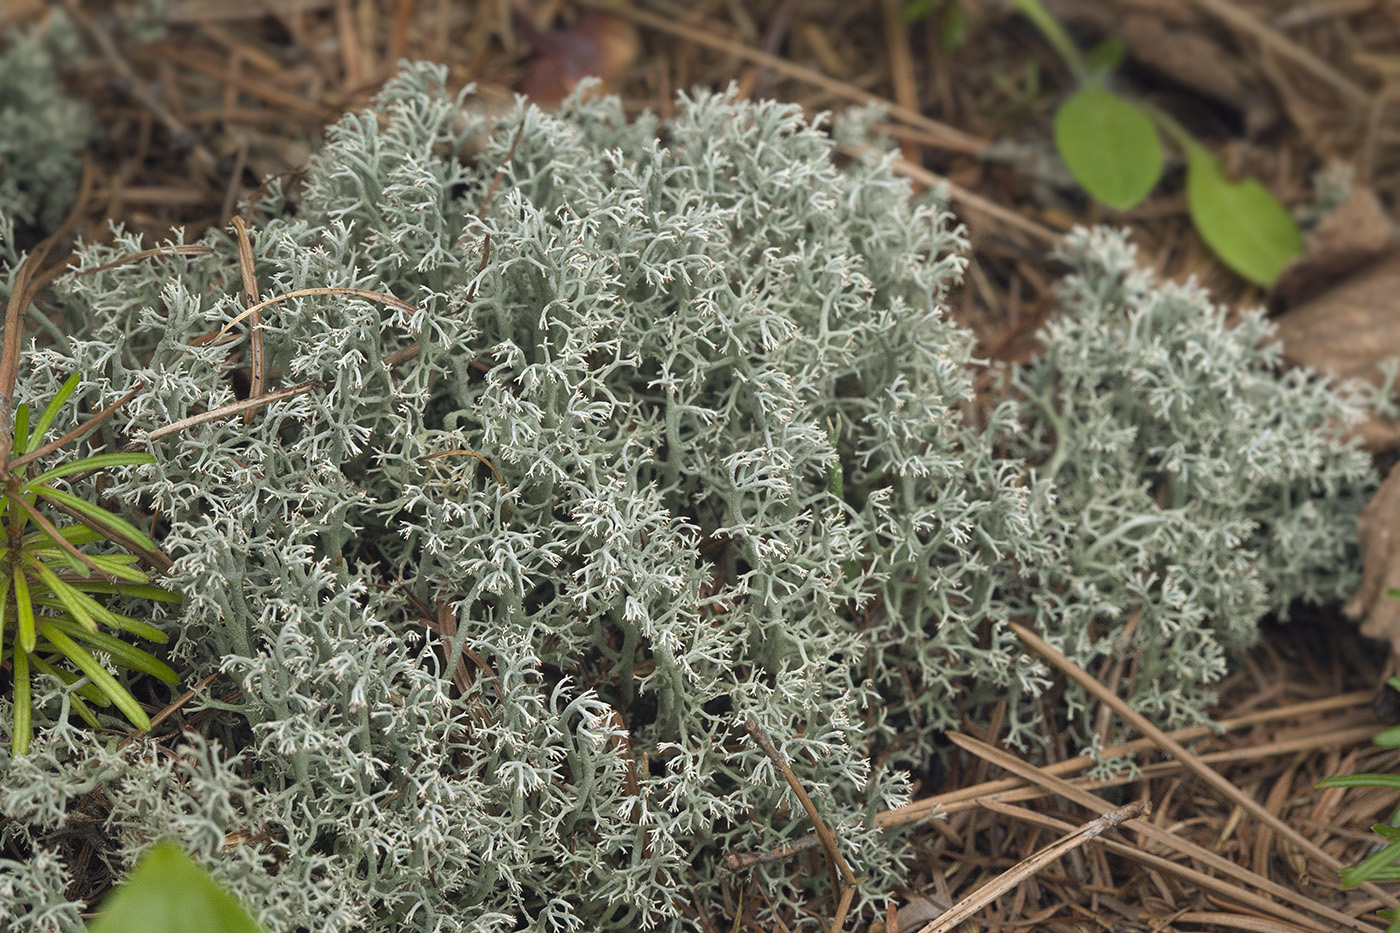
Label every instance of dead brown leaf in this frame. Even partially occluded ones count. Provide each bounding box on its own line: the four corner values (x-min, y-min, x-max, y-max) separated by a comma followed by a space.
1345, 462, 1400, 658
1273, 186, 1396, 310
517, 10, 640, 105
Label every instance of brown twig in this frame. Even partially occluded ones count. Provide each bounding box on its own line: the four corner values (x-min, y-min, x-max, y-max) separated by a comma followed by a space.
1008, 621, 1400, 913
948, 731, 1376, 931
584, 0, 985, 156
143, 379, 322, 441
230, 216, 265, 422
742, 717, 860, 933
915, 799, 1147, 933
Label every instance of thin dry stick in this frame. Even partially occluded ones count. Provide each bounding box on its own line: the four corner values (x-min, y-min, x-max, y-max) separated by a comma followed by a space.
948, 732, 1374, 931
744, 717, 860, 933
583, 0, 985, 156
75, 245, 217, 276
879, 690, 1373, 828
1008, 621, 1400, 912
729, 697, 1376, 868
214, 287, 417, 341
59, 0, 219, 178
144, 380, 321, 441
913, 800, 1147, 933
854, 148, 1061, 245
978, 800, 1382, 933
1189, 0, 1368, 104
230, 216, 265, 422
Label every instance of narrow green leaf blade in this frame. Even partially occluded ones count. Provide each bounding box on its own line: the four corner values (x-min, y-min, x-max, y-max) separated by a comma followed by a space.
37, 623, 150, 730
32, 484, 157, 553
1054, 87, 1163, 211
11, 648, 31, 756
1185, 145, 1303, 286
29, 373, 81, 451
14, 566, 35, 653
87, 841, 267, 933
12, 403, 29, 455
27, 452, 156, 487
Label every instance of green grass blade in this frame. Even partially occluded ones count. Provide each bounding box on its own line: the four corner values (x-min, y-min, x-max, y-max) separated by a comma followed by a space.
27, 452, 156, 487
37, 622, 151, 730
11, 648, 31, 755
42, 616, 178, 684
28, 374, 81, 452
14, 567, 35, 653
11, 402, 29, 456
1317, 774, 1400, 791
32, 484, 157, 552
26, 556, 97, 633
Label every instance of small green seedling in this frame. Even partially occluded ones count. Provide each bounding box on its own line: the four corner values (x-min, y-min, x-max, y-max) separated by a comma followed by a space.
1316, 673, 1400, 931
1007, 0, 1303, 286
87, 841, 267, 933
0, 373, 181, 755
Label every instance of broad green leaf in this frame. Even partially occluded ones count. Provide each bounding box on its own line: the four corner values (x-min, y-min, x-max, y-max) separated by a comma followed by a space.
87, 841, 267, 933
1055, 87, 1163, 210
29, 373, 81, 451
38, 623, 150, 729
1185, 145, 1302, 286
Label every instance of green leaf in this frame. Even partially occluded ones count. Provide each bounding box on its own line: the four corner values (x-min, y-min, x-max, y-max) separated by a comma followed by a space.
1054, 87, 1163, 211
43, 614, 178, 683
28, 555, 98, 633
14, 566, 35, 653
11, 648, 30, 756
87, 841, 267, 933
1085, 39, 1126, 78
1317, 773, 1400, 791
27, 451, 156, 487
37, 622, 151, 730
1008, 0, 1083, 76
901, 0, 936, 25
32, 484, 158, 552
77, 580, 183, 603
1184, 144, 1303, 286
29, 373, 81, 452
12, 402, 29, 454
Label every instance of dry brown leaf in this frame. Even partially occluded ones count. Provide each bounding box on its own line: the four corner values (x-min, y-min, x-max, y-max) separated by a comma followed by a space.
1272, 186, 1396, 310
1345, 462, 1400, 657
517, 10, 640, 105
1275, 246, 1400, 387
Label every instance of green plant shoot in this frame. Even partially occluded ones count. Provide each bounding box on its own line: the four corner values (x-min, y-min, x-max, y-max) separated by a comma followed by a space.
1009, 0, 1302, 285
1, 374, 181, 755
87, 841, 267, 933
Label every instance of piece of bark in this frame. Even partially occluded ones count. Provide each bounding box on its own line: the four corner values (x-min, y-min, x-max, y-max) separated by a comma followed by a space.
1272, 186, 1396, 311
1276, 250, 1400, 385
516, 10, 639, 105
1345, 462, 1400, 656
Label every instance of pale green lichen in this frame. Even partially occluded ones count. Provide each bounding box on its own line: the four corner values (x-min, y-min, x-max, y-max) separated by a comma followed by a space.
0, 63, 1373, 932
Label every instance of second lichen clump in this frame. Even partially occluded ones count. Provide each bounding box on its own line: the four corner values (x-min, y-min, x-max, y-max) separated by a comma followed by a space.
0, 63, 1374, 932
